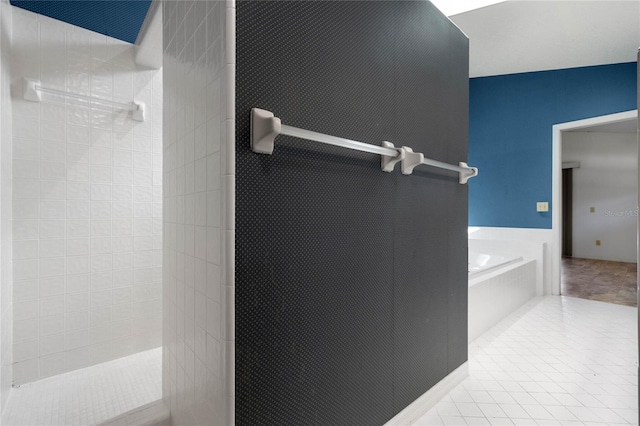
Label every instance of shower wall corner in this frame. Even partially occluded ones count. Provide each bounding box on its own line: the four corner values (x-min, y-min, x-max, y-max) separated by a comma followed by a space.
0, 0, 13, 415
9, 8, 163, 386
161, 0, 235, 424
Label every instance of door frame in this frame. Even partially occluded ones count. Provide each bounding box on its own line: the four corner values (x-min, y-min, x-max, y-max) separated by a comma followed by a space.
551, 109, 638, 295
561, 167, 574, 258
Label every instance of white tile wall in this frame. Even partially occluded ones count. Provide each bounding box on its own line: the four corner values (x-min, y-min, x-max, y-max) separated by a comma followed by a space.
10, 7, 162, 385
162, 0, 234, 424
0, 0, 13, 412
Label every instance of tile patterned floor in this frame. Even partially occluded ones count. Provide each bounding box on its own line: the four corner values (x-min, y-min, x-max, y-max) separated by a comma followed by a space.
2, 297, 636, 425
562, 257, 637, 307
1, 347, 162, 426
413, 296, 638, 426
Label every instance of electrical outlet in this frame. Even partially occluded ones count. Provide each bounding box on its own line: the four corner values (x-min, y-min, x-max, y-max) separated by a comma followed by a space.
596, 240, 601, 246
590, 207, 595, 213
536, 202, 549, 212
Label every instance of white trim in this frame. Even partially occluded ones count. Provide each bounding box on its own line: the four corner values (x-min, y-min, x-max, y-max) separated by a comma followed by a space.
469, 227, 551, 295
134, 0, 162, 69
384, 362, 469, 426
223, 1, 236, 425
562, 162, 580, 169
551, 109, 638, 295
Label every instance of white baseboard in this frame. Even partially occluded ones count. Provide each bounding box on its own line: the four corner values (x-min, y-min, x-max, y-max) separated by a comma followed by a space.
384, 362, 469, 426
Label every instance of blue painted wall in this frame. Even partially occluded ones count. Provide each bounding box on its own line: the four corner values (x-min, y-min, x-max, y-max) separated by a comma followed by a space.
11, 0, 151, 44
469, 62, 637, 229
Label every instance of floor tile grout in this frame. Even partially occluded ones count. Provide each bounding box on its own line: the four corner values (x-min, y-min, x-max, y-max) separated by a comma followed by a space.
413, 296, 638, 426
1, 347, 161, 426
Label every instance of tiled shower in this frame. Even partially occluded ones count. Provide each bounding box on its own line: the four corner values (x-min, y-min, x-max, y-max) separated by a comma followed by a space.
0, 0, 234, 422
9, 6, 162, 386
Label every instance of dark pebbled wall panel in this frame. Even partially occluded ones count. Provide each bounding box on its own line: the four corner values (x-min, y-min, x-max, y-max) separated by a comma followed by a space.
236, 2, 469, 424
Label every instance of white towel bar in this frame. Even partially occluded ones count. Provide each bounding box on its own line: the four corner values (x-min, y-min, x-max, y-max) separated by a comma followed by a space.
250, 108, 478, 184
23, 78, 145, 122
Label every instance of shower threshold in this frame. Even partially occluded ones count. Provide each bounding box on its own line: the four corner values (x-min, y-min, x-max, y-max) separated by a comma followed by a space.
1, 347, 161, 426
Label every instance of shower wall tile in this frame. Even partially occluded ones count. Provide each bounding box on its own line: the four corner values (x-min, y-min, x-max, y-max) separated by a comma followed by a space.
0, 0, 13, 412
163, 0, 234, 424
10, 8, 163, 385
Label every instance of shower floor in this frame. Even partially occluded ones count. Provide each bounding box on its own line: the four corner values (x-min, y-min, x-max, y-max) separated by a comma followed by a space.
1, 347, 162, 426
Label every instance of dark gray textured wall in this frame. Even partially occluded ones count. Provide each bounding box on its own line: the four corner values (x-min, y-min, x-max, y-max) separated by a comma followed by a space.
236, 2, 469, 424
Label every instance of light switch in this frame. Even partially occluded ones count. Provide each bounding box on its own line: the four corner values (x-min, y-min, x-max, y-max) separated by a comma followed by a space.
536, 202, 549, 212
590, 207, 595, 213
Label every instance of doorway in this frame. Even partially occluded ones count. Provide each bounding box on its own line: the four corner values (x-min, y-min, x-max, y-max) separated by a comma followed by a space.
552, 110, 638, 303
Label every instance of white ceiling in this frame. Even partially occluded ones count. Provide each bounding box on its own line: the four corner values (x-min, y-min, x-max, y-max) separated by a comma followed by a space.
449, 1, 640, 77
430, 0, 506, 17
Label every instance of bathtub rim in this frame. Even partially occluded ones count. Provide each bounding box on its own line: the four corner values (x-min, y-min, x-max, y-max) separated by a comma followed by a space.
469, 257, 534, 286
468, 253, 524, 280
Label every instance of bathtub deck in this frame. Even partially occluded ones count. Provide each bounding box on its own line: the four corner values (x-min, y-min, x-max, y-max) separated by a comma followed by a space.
468, 259, 537, 343
562, 256, 637, 307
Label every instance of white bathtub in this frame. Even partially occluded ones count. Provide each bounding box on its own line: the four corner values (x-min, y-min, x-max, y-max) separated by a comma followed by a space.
468, 250, 536, 342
